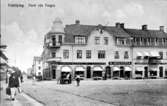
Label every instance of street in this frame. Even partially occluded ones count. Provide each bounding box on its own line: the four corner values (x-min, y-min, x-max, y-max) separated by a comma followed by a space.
22, 78, 167, 106
1, 77, 167, 106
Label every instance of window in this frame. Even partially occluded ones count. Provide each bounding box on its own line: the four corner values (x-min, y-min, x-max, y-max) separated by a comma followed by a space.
75, 36, 86, 44
104, 37, 108, 45
51, 52, 56, 58
124, 51, 129, 59
159, 51, 163, 59
58, 35, 62, 44
63, 50, 69, 59
95, 37, 100, 44
38, 66, 41, 70
86, 50, 91, 59
98, 50, 105, 59
52, 36, 56, 46
77, 50, 82, 59
114, 51, 119, 59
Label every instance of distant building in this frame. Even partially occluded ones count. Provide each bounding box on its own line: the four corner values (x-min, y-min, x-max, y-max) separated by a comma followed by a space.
42, 18, 167, 80
0, 34, 8, 81
33, 56, 43, 78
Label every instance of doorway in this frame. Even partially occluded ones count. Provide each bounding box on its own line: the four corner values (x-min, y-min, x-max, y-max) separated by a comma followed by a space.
105, 66, 111, 78
52, 69, 56, 79
144, 67, 148, 78
159, 67, 163, 77
86, 66, 91, 78
120, 66, 124, 78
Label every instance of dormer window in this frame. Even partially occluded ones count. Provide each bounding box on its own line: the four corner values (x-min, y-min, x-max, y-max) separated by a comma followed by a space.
75, 36, 86, 44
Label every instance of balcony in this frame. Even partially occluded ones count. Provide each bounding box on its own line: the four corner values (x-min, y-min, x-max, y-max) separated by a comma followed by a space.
46, 57, 61, 63
46, 42, 61, 48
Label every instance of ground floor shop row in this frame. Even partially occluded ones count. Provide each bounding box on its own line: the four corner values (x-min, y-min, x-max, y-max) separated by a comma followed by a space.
42, 62, 167, 80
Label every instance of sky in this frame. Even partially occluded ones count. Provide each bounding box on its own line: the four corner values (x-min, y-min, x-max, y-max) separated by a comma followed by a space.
1, 0, 167, 71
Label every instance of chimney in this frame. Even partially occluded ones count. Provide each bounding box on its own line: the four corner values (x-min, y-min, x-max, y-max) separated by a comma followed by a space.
142, 25, 147, 30
159, 26, 164, 32
115, 22, 121, 28
120, 23, 124, 29
75, 20, 80, 25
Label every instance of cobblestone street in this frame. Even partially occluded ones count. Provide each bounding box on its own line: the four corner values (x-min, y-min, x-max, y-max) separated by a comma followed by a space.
21, 79, 167, 106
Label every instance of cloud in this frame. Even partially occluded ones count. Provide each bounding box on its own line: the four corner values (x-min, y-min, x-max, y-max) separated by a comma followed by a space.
115, 2, 144, 22
1, 22, 43, 71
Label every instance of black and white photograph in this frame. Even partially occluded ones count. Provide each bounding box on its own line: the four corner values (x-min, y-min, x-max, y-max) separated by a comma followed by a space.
1, 0, 167, 106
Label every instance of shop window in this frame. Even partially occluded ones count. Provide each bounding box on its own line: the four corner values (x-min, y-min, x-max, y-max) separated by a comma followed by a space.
135, 71, 142, 75
124, 51, 129, 59
51, 52, 56, 58
98, 50, 105, 59
159, 51, 163, 59
104, 37, 108, 45
63, 49, 69, 59
95, 37, 100, 45
114, 51, 119, 59
86, 50, 91, 59
77, 50, 82, 59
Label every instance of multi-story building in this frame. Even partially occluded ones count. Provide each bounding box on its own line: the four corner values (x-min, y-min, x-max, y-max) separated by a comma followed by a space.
0, 34, 8, 81
42, 18, 167, 80
33, 56, 43, 78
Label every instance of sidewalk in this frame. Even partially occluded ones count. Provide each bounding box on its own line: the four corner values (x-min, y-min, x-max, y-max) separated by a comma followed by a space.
0, 81, 43, 106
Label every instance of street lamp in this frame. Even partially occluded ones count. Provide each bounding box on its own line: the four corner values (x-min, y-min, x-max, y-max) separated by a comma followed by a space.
129, 37, 134, 79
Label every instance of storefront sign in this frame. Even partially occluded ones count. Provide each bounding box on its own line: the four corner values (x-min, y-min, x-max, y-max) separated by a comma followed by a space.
109, 62, 131, 65
53, 62, 106, 65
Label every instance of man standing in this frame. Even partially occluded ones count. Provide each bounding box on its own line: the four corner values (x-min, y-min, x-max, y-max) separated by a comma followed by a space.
75, 75, 80, 86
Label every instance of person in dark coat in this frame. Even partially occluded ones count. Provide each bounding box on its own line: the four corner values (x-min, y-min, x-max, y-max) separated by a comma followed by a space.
75, 75, 80, 86
8, 72, 17, 100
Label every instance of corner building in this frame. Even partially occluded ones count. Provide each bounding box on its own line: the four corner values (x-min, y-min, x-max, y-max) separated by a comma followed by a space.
42, 18, 167, 80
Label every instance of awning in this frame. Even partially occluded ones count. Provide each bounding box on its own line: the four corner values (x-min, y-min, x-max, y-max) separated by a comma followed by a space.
75, 67, 85, 71
113, 67, 120, 71
93, 67, 103, 71
61, 66, 72, 72
124, 67, 132, 71
143, 52, 149, 57
135, 67, 143, 71
149, 51, 160, 57
149, 67, 157, 71
136, 52, 143, 57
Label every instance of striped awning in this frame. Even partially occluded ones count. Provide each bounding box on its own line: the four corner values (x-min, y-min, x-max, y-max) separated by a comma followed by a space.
61, 66, 72, 72
93, 66, 103, 71
149, 51, 160, 57
75, 67, 85, 71
124, 67, 132, 71
135, 67, 144, 71
113, 67, 120, 71
143, 52, 149, 57
136, 52, 143, 57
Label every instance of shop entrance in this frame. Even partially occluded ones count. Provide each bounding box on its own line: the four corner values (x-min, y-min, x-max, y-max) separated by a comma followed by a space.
52, 69, 56, 79
120, 66, 124, 78
105, 66, 111, 78
144, 67, 148, 78
159, 67, 163, 77
86, 66, 91, 78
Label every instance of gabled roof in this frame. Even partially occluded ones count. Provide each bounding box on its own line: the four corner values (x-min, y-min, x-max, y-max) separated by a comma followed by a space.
125, 29, 167, 38
64, 24, 130, 43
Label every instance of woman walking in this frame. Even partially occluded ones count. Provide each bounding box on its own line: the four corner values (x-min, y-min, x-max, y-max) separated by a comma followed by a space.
8, 71, 19, 101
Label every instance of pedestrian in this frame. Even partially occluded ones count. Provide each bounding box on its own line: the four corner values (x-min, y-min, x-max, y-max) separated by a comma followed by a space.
13, 70, 22, 93
75, 75, 80, 86
8, 71, 17, 101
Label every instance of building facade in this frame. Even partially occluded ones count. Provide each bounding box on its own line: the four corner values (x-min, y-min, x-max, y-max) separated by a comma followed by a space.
42, 18, 167, 80
33, 56, 43, 78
